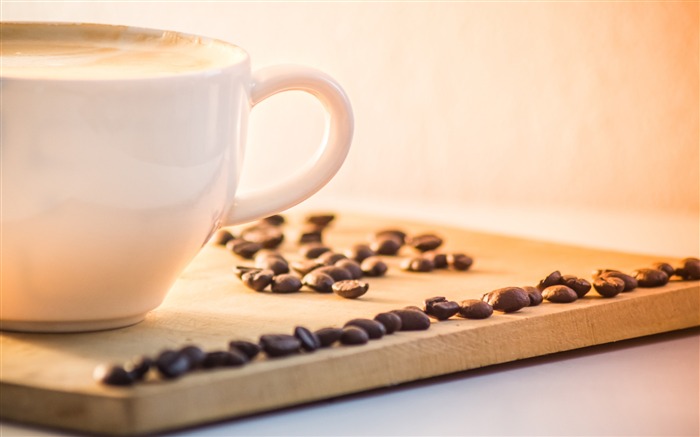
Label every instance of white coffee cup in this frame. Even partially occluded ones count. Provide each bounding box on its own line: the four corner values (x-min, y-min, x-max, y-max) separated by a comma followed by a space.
0, 22, 353, 332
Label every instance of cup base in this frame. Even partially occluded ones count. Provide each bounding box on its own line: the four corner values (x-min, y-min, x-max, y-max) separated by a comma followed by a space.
0, 313, 146, 333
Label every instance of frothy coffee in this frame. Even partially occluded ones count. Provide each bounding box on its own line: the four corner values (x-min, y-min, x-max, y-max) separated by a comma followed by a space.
0, 23, 246, 79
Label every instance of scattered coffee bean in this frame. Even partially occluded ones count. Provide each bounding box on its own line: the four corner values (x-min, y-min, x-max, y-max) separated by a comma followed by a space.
240, 225, 284, 249
401, 256, 434, 272
294, 326, 321, 352
676, 257, 700, 280
202, 350, 247, 368
424, 296, 460, 320
314, 265, 353, 282
373, 312, 402, 334
595, 270, 637, 292
316, 251, 348, 266
212, 229, 235, 246
481, 287, 529, 313
340, 326, 369, 345
561, 275, 591, 298
592, 276, 625, 298
360, 256, 388, 277
370, 236, 403, 256
392, 309, 431, 331
155, 349, 191, 379
521, 286, 543, 306
229, 340, 261, 359
241, 269, 275, 292
314, 327, 344, 347
261, 214, 286, 226
373, 229, 407, 245
298, 223, 325, 244
179, 345, 206, 369
334, 259, 363, 279
233, 265, 259, 279
305, 213, 336, 228
458, 299, 493, 319
344, 318, 386, 339
537, 271, 563, 291
423, 251, 448, 269
345, 244, 375, 263
299, 243, 331, 259
448, 253, 473, 271
332, 279, 369, 299
291, 259, 323, 276
93, 363, 134, 386
634, 268, 669, 287
542, 285, 578, 303
651, 262, 675, 278
226, 238, 262, 259
260, 334, 301, 358
409, 234, 443, 252
255, 256, 289, 275
271, 274, 303, 293
302, 271, 335, 293
124, 356, 152, 381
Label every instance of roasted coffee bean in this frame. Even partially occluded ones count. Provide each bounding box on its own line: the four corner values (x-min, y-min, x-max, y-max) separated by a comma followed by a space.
360, 256, 388, 277
458, 299, 493, 319
335, 259, 363, 279
233, 265, 259, 279
124, 356, 152, 381
448, 253, 473, 271
561, 275, 591, 298
373, 229, 407, 245
299, 243, 331, 259
93, 363, 134, 386
370, 236, 403, 256
400, 256, 434, 273
294, 326, 321, 352
595, 270, 638, 292
340, 326, 369, 345
261, 214, 285, 226
212, 229, 235, 246
226, 238, 262, 259
392, 309, 431, 331
302, 271, 335, 293
255, 256, 289, 276
298, 224, 324, 244
542, 285, 578, 303
291, 259, 323, 276
155, 349, 191, 379
202, 350, 247, 368
373, 312, 402, 334
271, 274, 303, 294
332, 279, 369, 299
229, 340, 261, 359
345, 244, 375, 263
424, 296, 460, 320
634, 268, 669, 287
423, 251, 448, 269
537, 271, 563, 291
316, 251, 348, 266
260, 334, 301, 358
593, 276, 625, 298
241, 269, 275, 292
314, 265, 353, 282
409, 234, 443, 252
240, 225, 284, 249
179, 345, 206, 369
481, 287, 530, 313
651, 262, 675, 278
314, 327, 344, 347
676, 257, 700, 280
522, 286, 543, 306
344, 318, 386, 339
305, 213, 336, 227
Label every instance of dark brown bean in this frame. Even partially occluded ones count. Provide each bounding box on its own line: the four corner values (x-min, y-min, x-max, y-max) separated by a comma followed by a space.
373, 229, 407, 245
298, 225, 324, 244
316, 251, 348, 266
240, 225, 284, 249
314, 265, 353, 282
593, 276, 625, 298
345, 244, 375, 263
233, 265, 259, 278
314, 327, 344, 347
542, 285, 578, 303
334, 259, 363, 279
360, 256, 388, 277
332, 279, 369, 299
241, 269, 275, 292
344, 318, 386, 339
370, 236, 403, 256
305, 213, 336, 227
155, 349, 191, 379
651, 262, 675, 278
261, 214, 285, 226
634, 268, 669, 287
561, 275, 592, 298
458, 299, 493, 319
409, 234, 443, 252
302, 271, 335, 293
522, 286, 543, 306
229, 340, 261, 359
255, 256, 289, 276
482, 287, 530, 313
179, 345, 206, 369
260, 334, 301, 358
202, 350, 247, 368
675, 257, 700, 280
400, 256, 434, 272
226, 238, 262, 259
212, 229, 235, 246
291, 259, 324, 276
424, 296, 459, 320
373, 312, 402, 334
392, 309, 431, 331
294, 326, 321, 352
340, 326, 369, 345
124, 356, 152, 381
423, 251, 448, 269
537, 271, 563, 291
271, 274, 302, 293
93, 363, 134, 386
299, 243, 331, 259
448, 253, 473, 271
595, 270, 637, 292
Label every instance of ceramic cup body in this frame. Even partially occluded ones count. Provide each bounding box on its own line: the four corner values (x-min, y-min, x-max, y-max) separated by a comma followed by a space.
1, 23, 353, 332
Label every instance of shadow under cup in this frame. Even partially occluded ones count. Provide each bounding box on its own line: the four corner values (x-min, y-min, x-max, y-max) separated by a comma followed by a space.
0, 23, 354, 332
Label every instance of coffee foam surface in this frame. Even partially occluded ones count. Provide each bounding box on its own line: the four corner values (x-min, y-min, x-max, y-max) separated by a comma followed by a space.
0, 23, 246, 79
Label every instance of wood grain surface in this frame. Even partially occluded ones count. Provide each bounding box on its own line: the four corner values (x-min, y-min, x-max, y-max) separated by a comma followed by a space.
1, 213, 698, 435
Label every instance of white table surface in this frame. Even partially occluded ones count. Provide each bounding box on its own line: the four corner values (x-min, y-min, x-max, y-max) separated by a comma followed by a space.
2, 327, 698, 437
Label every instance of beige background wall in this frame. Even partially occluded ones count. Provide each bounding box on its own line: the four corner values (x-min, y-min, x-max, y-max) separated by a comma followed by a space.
2, 2, 698, 257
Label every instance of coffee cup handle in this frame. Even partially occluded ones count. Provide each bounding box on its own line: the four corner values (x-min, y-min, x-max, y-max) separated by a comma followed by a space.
223, 65, 354, 225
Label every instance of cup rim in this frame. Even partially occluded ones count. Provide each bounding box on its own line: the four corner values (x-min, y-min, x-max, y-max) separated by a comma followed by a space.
0, 21, 250, 81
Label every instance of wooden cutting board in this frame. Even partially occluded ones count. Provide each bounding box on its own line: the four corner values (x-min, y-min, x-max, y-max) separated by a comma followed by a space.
2, 213, 698, 435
